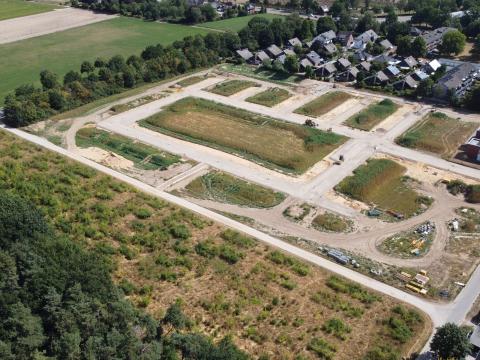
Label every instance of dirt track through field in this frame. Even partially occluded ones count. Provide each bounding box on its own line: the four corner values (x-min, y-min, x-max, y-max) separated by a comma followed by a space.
0, 8, 115, 44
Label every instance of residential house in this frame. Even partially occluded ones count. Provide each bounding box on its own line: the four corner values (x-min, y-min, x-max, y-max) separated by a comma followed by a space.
421, 27, 456, 52
412, 70, 429, 82
236, 48, 254, 62
410, 27, 422, 36
357, 61, 372, 73
353, 50, 373, 62
277, 54, 287, 64
399, 56, 418, 70
424, 59, 442, 74
379, 39, 394, 52
337, 31, 354, 48
317, 30, 337, 44
255, 50, 270, 63
320, 43, 337, 57
433, 62, 478, 99
337, 67, 359, 82
306, 51, 323, 67
464, 130, 480, 162
393, 75, 418, 91
353, 29, 379, 49
372, 54, 397, 66
336, 57, 351, 71
316, 62, 337, 79
283, 48, 296, 57
384, 65, 401, 78
287, 37, 302, 48
266, 44, 283, 58
366, 71, 389, 86
300, 58, 314, 71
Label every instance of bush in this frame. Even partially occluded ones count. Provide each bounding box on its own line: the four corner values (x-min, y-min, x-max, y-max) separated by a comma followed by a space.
134, 208, 152, 219
307, 338, 336, 359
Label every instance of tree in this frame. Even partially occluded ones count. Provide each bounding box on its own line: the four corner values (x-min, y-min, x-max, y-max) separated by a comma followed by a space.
63, 71, 82, 85
284, 55, 299, 73
356, 12, 380, 33
80, 61, 94, 73
94, 57, 106, 68
416, 78, 434, 97
316, 16, 337, 34
40, 70, 58, 90
473, 34, 480, 54
411, 36, 427, 58
396, 35, 412, 57
298, 19, 313, 40
431, 323, 472, 360
465, 84, 480, 111
440, 29, 466, 55
305, 65, 314, 78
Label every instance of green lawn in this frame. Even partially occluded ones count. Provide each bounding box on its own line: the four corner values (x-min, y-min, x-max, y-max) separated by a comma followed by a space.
0, 0, 57, 21
197, 14, 282, 32
0, 16, 212, 102
345, 99, 399, 131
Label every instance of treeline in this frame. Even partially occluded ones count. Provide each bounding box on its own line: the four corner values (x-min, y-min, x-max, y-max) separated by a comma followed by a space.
4, 32, 241, 128
0, 190, 249, 359
73, 0, 259, 24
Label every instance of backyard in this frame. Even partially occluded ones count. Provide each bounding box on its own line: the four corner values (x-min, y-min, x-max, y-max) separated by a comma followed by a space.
294, 91, 353, 117
0, 129, 431, 359
396, 112, 477, 158
0, 16, 212, 102
140, 97, 347, 174
336, 158, 431, 218
181, 171, 285, 208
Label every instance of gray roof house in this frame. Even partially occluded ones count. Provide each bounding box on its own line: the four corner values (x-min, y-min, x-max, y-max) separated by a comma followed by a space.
337, 31, 354, 47
321, 42, 337, 56
357, 61, 372, 72
433, 62, 478, 98
366, 71, 389, 85
399, 56, 418, 69
255, 50, 271, 63
355, 29, 379, 44
393, 75, 418, 90
379, 39, 394, 50
337, 67, 359, 82
412, 70, 429, 81
306, 51, 323, 67
287, 37, 302, 48
424, 59, 442, 74
266, 44, 283, 58
353, 50, 373, 62
316, 62, 337, 78
384, 65, 401, 78
283, 48, 296, 57
421, 27, 456, 51
300, 58, 314, 70
336, 57, 351, 71
236, 48, 254, 62
317, 30, 337, 44
372, 54, 397, 65
277, 54, 287, 64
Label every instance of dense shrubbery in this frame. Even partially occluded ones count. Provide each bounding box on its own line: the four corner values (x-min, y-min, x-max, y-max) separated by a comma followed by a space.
0, 190, 248, 359
4, 32, 241, 128
447, 180, 480, 203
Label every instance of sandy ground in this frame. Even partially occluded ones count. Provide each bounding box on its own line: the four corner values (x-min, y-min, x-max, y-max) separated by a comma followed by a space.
0, 8, 116, 44
78, 147, 134, 169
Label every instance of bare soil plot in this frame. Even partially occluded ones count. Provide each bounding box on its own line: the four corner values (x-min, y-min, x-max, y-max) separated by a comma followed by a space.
245, 87, 292, 107
180, 171, 285, 208
336, 158, 432, 219
345, 99, 399, 131
294, 91, 353, 117
0, 129, 431, 360
140, 97, 347, 174
396, 112, 477, 158
208, 79, 259, 96
76, 127, 181, 170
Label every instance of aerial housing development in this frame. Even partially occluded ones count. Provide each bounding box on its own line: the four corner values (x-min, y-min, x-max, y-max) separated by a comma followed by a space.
1, 0, 480, 359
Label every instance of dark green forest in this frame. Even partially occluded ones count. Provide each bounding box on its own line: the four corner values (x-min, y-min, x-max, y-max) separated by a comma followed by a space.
0, 191, 248, 359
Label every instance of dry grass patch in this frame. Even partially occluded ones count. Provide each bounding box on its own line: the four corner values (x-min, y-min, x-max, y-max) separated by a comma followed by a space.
140, 97, 347, 174
208, 79, 258, 96
345, 99, 399, 131
245, 87, 291, 107
294, 91, 353, 117
0, 130, 431, 359
176, 76, 205, 87
182, 171, 285, 208
396, 112, 477, 158
336, 158, 432, 219
312, 212, 353, 233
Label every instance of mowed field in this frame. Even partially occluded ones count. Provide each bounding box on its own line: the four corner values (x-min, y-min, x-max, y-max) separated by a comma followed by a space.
0, 129, 431, 359
396, 112, 478, 158
295, 91, 353, 117
197, 13, 282, 31
0, 16, 212, 101
140, 97, 347, 173
0, 0, 57, 20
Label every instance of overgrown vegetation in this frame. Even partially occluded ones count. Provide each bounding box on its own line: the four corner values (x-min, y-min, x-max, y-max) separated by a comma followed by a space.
0, 130, 430, 358
294, 91, 353, 117
182, 171, 285, 208
110, 93, 163, 114
177, 75, 205, 87
336, 158, 430, 218
379, 223, 434, 258
209, 80, 258, 96
76, 127, 181, 170
396, 112, 477, 158
141, 97, 347, 173
345, 99, 399, 131
312, 212, 353, 233
446, 180, 480, 203
245, 87, 292, 107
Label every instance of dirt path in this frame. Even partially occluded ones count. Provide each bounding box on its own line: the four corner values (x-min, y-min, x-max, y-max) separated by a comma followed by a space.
0, 8, 116, 44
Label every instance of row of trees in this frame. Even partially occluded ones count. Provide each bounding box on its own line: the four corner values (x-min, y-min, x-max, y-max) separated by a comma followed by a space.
0, 191, 249, 359
4, 32, 242, 128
